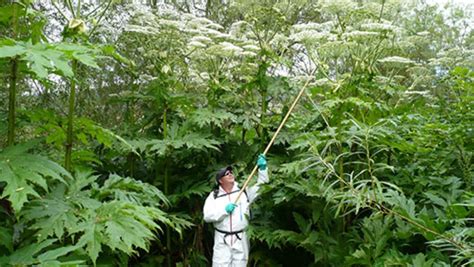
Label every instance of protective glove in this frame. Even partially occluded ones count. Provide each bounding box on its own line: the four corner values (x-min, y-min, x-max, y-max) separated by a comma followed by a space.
225, 203, 237, 214
257, 154, 267, 171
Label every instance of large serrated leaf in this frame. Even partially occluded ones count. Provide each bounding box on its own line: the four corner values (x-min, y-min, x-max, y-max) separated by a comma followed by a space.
7, 239, 56, 265
72, 51, 99, 69
0, 226, 13, 253
0, 44, 26, 58
37, 244, 81, 262
77, 222, 102, 265
0, 144, 70, 212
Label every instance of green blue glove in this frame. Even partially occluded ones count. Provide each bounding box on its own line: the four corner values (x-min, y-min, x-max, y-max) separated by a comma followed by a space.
257, 154, 267, 171
225, 203, 237, 214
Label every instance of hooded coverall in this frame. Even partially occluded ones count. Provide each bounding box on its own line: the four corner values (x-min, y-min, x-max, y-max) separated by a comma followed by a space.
203, 169, 269, 267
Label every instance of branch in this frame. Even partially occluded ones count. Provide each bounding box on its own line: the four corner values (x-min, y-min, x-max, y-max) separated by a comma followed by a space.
380, 204, 466, 251
87, 0, 113, 38
84, 1, 107, 18
52, 1, 69, 21
378, 0, 385, 21
65, 0, 76, 18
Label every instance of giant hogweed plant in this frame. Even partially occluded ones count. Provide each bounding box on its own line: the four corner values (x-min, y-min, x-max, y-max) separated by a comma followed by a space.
250, 110, 473, 266
248, 68, 472, 265
245, 1, 473, 264
0, 144, 191, 266
1, 0, 472, 266
108, 7, 300, 264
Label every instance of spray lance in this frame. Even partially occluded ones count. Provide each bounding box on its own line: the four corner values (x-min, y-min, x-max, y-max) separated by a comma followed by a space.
233, 71, 316, 203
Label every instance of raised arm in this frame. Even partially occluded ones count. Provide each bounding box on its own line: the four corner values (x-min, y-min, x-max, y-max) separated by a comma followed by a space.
247, 154, 269, 203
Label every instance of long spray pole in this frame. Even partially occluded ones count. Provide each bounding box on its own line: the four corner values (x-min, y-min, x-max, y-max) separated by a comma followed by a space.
234, 72, 315, 203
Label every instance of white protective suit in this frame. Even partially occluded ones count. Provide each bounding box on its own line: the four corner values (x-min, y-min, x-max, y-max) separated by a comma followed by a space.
203, 169, 269, 267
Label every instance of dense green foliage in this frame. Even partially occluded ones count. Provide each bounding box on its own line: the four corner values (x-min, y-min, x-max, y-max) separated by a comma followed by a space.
0, 0, 473, 266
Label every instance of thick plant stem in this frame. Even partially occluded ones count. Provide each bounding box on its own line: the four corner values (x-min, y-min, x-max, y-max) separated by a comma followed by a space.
127, 153, 135, 177
65, 60, 77, 171
378, 204, 466, 251
126, 81, 136, 176
7, 4, 19, 146
7, 60, 18, 147
338, 147, 344, 186
260, 87, 268, 149
163, 107, 168, 192
161, 107, 172, 267
165, 163, 171, 267
257, 62, 268, 149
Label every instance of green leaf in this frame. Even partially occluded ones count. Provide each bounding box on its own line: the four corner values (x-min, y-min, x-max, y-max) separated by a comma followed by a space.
424, 192, 448, 208
7, 239, 56, 265
25, 171, 192, 265
37, 260, 87, 267
42, 49, 73, 77
94, 174, 169, 207
293, 212, 311, 234
0, 41, 99, 78
168, 180, 209, 203
55, 43, 90, 54
77, 222, 102, 265
0, 44, 26, 58
248, 226, 303, 249
181, 132, 220, 151
0, 143, 70, 212
21, 194, 80, 241
0, 6, 15, 24
101, 45, 134, 66
189, 108, 237, 128
410, 253, 434, 267
37, 244, 81, 262
0, 4, 26, 25
72, 52, 99, 69
25, 47, 52, 78
97, 202, 158, 255
0, 226, 13, 253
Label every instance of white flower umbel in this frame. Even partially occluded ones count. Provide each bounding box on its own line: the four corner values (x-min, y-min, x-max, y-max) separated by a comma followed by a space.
205, 28, 230, 39
191, 17, 223, 30
138, 74, 157, 83
270, 33, 290, 48
200, 72, 210, 80
229, 21, 251, 38
360, 22, 397, 32
188, 41, 207, 48
404, 90, 430, 96
191, 36, 213, 44
241, 51, 257, 57
290, 30, 329, 43
416, 31, 430, 36
342, 31, 380, 40
242, 44, 260, 51
157, 19, 181, 29
293, 22, 323, 31
220, 42, 244, 53
124, 25, 158, 34
321, 0, 358, 13
292, 21, 335, 32
378, 56, 415, 65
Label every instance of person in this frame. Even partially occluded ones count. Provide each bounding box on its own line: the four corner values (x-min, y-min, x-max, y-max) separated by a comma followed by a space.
203, 154, 269, 267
